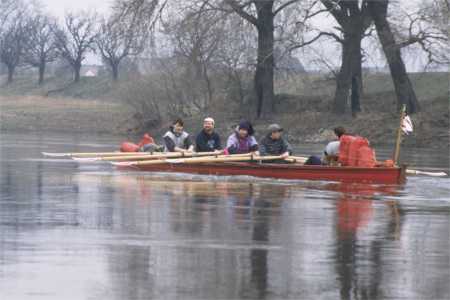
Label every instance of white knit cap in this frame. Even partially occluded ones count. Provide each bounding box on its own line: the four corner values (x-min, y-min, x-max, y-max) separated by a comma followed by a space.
204, 117, 215, 125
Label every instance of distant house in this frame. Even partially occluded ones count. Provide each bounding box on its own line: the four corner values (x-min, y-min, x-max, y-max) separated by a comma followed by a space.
81, 65, 101, 77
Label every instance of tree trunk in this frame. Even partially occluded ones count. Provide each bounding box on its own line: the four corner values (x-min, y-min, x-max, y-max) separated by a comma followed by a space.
351, 47, 362, 116
7, 65, 14, 84
369, 0, 419, 114
111, 63, 119, 81
74, 62, 81, 83
255, 4, 275, 118
351, 75, 361, 116
333, 33, 362, 114
38, 63, 45, 85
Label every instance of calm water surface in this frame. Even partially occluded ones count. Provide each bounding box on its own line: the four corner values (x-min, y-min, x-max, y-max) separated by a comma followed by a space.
0, 132, 449, 300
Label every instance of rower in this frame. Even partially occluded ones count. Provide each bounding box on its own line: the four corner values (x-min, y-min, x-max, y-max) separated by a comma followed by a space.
163, 119, 194, 153
322, 126, 346, 166
225, 121, 258, 154
259, 124, 291, 161
195, 117, 222, 153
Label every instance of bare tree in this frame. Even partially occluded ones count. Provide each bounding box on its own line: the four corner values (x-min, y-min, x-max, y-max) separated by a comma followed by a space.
96, 0, 162, 81
215, 0, 304, 118
0, 0, 18, 33
0, 0, 28, 84
392, 0, 449, 68
0, 19, 28, 84
23, 15, 59, 85
54, 12, 97, 83
368, 0, 420, 114
164, 3, 227, 110
317, 0, 372, 115
215, 15, 256, 109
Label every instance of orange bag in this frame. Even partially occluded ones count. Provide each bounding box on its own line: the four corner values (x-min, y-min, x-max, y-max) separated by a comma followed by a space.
356, 146, 376, 167
120, 142, 140, 152
338, 135, 356, 166
138, 133, 155, 147
347, 137, 369, 166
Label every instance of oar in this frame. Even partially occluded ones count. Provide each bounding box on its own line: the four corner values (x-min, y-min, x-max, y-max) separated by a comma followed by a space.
287, 156, 308, 163
406, 169, 448, 177
72, 151, 223, 162
42, 151, 151, 158
112, 154, 284, 167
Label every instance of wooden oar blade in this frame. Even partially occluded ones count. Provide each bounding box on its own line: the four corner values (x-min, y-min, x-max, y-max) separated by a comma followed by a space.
406, 169, 448, 177
110, 161, 137, 167
72, 157, 102, 162
42, 152, 70, 157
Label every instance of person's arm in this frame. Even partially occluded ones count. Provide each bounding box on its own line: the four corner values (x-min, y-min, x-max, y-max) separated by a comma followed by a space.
226, 135, 238, 154
163, 136, 175, 152
259, 139, 268, 156
184, 135, 194, 152
249, 136, 258, 152
283, 139, 293, 155
195, 133, 207, 152
215, 134, 222, 150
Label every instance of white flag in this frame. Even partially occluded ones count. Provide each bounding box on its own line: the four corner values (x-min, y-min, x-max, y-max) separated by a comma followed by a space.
401, 115, 413, 135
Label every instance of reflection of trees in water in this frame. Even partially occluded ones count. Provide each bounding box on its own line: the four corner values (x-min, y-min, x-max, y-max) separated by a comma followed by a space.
106, 245, 153, 300
103, 180, 289, 299
233, 184, 288, 299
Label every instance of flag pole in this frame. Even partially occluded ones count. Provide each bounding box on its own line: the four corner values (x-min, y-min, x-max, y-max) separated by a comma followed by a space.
393, 105, 406, 166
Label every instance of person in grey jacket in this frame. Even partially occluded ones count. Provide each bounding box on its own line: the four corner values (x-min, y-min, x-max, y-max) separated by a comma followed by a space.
163, 119, 194, 152
259, 124, 292, 158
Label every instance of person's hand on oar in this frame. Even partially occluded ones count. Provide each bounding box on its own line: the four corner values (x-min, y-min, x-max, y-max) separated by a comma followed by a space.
280, 151, 290, 159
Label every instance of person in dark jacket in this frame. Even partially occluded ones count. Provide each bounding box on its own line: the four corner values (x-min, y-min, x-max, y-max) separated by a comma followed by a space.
195, 117, 222, 152
259, 124, 292, 158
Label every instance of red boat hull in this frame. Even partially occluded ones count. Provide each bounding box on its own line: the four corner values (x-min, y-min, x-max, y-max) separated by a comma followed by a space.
124, 162, 406, 184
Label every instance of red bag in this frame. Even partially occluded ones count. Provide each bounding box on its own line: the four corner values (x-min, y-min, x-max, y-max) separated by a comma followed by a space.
356, 146, 376, 167
348, 137, 369, 166
138, 133, 155, 147
338, 135, 355, 166
120, 142, 140, 152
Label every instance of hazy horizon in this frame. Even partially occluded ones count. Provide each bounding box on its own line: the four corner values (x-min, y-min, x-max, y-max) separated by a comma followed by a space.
40, 0, 111, 17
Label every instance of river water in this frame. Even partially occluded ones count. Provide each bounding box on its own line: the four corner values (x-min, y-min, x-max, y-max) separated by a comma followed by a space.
0, 132, 449, 300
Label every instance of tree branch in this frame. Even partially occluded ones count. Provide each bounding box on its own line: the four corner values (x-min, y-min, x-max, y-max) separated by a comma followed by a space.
224, 0, 257, 25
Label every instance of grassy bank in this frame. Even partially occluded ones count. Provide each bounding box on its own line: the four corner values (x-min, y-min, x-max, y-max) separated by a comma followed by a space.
0, 72, 448, 149
0, 95, 134, 135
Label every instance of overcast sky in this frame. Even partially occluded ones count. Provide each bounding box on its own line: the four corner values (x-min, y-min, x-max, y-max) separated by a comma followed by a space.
37, 0, 435, 71
40, 0, 111, 18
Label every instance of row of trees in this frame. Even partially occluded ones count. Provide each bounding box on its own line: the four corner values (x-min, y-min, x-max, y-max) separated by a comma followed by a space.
1, 0, 448, 117
0, 0, 154, 84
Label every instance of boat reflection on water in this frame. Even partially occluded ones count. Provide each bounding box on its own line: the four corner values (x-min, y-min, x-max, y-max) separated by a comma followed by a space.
2, 133, 449, 300
64, 172, 450, 299
327, 183, 405, 300
95, 174, 291, 299
326, 183, 402, 239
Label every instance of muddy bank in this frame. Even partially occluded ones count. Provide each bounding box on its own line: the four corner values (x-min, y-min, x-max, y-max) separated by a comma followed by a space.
2, 94, 447, 151
0, 95, 136, 135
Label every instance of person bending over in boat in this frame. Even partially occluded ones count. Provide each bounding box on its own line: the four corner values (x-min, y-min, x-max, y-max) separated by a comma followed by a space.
163, 119, 194, 153
259, 124, 292, 159
225, 121, 258, 154
195, 117, 222, 153
322, 126, 346, 165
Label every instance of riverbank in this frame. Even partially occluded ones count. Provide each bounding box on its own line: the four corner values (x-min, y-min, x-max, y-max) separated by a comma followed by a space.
1, 93, 448, 150
1, 71, 448, 150
0, 95, 134, 135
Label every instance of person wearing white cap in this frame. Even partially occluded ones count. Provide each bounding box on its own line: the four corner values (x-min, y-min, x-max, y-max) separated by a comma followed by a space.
195, 117, 222, 152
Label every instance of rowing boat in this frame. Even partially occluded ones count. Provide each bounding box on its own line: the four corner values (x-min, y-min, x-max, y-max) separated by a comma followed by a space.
118, 162, 406, 184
